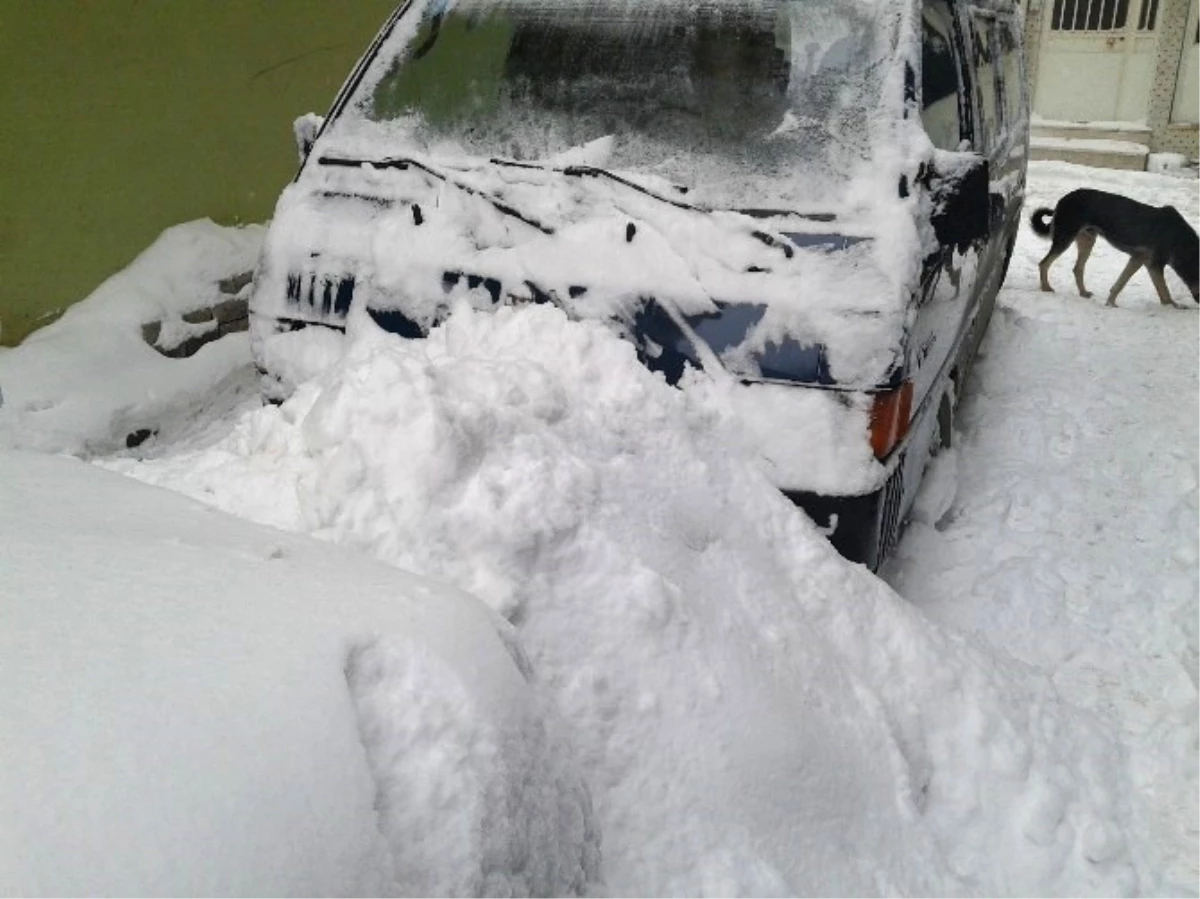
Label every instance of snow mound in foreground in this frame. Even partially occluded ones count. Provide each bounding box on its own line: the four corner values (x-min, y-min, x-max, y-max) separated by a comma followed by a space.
113, 305, 1148, 895
0, 450, 597, 897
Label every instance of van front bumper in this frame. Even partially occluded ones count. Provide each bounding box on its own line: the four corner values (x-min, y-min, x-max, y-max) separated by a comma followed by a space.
784, 461, 905, 572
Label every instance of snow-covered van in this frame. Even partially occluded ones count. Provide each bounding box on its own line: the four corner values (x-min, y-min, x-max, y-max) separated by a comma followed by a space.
249, 0, 1029, 570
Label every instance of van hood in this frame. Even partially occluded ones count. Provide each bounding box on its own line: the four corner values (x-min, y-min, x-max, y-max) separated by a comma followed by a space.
253, 152, 915, 389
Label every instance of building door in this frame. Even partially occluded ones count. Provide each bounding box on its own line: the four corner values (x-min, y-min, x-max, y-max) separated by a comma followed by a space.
1172, 0, 1199, 124
1033, 0, 1162, 121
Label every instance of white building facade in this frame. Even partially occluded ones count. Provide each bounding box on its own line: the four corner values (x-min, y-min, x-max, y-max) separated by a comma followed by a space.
1023, 0, 1198, 165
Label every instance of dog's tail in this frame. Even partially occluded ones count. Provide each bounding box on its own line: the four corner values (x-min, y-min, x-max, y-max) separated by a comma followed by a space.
1030, 207, 1055, 237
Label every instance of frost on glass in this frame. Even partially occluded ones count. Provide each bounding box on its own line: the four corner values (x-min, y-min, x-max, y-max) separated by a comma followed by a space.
325, 0, 902, 209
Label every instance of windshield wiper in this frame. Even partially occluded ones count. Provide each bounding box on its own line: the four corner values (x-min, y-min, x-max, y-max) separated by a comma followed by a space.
558, 164, 797, 260
318, 154, 554, 235
561, 165, 699, 212
490, 157, 696, 209
350, 153, 795, 261
487, 157, 796, 259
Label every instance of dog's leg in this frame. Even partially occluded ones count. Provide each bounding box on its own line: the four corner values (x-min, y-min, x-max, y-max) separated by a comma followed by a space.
1039, 230, 1075, 293
1147, 265, 1181, 308
1073, 231, 1097, 298
1105, 256, 1144, 307
1039, 249, 1065, 292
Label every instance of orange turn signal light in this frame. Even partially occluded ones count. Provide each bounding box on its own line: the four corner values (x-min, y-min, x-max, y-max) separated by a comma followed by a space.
869, 380, 914, 460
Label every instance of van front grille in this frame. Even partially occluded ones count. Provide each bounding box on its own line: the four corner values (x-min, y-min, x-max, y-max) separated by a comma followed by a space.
285, 272, 356, 318
877, 465, 905, 566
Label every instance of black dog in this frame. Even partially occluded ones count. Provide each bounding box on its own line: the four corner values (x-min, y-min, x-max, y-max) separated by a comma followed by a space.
1031, 188, 1199, 308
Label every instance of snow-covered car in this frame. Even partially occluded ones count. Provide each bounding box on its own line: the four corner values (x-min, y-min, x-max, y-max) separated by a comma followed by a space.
249, 0, 1029, 570
0, 451, 597, 896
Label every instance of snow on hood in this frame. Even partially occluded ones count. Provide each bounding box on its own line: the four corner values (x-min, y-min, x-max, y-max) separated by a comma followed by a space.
252, 153, 918, 389
112, 303, 1146, 895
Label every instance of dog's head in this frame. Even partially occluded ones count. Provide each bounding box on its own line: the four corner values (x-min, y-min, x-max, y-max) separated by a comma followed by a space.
1180, 270, 1200, 304
1174, 244, 1199, 301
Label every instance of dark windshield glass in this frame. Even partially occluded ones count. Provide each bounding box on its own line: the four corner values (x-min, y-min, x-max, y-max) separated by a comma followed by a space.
370, 5, 791, 143
326, 0, 899, 210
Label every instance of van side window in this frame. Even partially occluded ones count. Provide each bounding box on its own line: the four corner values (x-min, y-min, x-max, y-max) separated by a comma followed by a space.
921, 0, 964, 150
969, 14, 1001, 149
997, 19, 1023, 126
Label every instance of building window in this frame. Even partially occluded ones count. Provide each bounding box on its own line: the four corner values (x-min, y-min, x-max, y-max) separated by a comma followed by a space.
1136, 0, 1159, 30
1051, 0, 1130, 30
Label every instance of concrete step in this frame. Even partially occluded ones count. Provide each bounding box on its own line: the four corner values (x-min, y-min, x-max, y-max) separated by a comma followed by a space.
1030, 117, 1152, 144
1029, 135, 1149, 171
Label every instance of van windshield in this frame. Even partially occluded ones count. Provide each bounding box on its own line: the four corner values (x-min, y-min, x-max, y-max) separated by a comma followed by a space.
326, 0, 900, 210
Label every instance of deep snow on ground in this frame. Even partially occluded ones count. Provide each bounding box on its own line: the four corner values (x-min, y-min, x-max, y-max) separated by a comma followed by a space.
887, 160, 1200, 891
1, 161, 1196, 896
0, 451, 596, 896
103, 302, 1154, 896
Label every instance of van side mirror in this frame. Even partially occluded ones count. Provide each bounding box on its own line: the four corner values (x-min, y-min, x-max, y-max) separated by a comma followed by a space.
293, 113, 325, 163
925, 152, 989, 251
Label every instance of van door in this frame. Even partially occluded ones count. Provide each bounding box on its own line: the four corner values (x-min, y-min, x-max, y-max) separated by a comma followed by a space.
995, 14, 1030, 218
945, 9, 1022, 367
908, 0, 980, 416
965, 9, 1025, 314
965, 10, 1006, 259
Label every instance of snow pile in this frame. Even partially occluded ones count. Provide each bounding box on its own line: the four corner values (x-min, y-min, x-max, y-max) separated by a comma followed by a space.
1146, 152, 1194, 176
0, 449, 596, 896
0, 220, 263, 456
112, 302, 1152, 895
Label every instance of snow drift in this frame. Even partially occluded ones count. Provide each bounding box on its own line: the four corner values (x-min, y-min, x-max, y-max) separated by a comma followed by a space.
0, 450, 597, 896
0, 220, 263, 456
111, 302, 1149, 895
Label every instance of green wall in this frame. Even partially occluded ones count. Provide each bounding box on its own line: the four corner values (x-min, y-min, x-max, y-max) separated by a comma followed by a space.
0, 0, 396, 346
